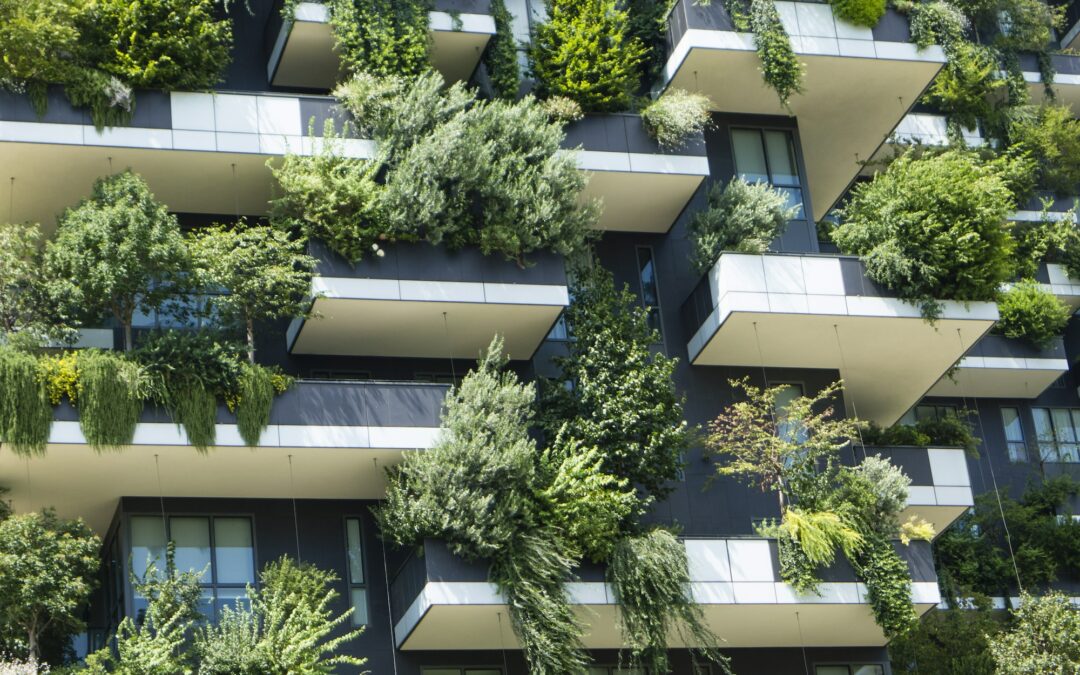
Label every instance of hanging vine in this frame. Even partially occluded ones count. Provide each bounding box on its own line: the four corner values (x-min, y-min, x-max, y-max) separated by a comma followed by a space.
322, 0, 432, 80
724, 0, 804, 109
76, 350, 146, 452
483, 0, 519, 99
0, 346, 52, 457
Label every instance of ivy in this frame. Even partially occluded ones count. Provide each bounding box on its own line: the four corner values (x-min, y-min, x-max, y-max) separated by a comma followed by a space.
853, 533, 919, 639
483, 0, 520, 99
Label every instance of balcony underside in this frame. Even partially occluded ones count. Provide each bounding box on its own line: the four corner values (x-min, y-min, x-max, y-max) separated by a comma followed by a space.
927, 358, 1068, 399
268, 4, 495, 89
0, 425, 436, 533
665, 44, 942, 220
692, 311, 993, 427
578, 161, 708, 233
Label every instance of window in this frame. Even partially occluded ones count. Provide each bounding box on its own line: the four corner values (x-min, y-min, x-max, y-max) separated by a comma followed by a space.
774, 383, 807, 443
422, 669, 501, 675
1001, 407, 1028, 463
636, 246, 664, 341
1032, 407, 1080, 462
816, 666, 885, 675
344, 518, 368, 626
128, 515, 255, 622
915, 404, 957, 422
731, 128, 804, 218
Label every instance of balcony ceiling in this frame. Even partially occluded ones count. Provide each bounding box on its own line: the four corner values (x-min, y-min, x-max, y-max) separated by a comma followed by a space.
579, 167, 706, 233
927, 359, 1069, 399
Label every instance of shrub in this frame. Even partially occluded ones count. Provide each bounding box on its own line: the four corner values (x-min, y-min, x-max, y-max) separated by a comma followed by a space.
540, 95, 584, 124
990, 592, 1080, 674
689, 177, 798, 272
996, 280, 1071, 349
640, 90, 711, 150
889, 596, 1002, 675
829, 0, 886, 27
530, 0, 646, 112
0, 222, 66, 346
1010, 104, 1080, 196
833, 151, 1018, 319
862, 413, 980, 455
1011, 206, 1077, 280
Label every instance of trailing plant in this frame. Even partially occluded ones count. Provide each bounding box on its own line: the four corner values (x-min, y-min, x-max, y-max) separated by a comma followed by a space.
608, 530, 731, 674
0, 346, 52, 457
483, 0, 520, 100
861, 412, 980, 455
44, 171, 191, 351
330, 72, 597, 265
852, 533, 919, 638
195, 556, 367, 674
191, 221, 316, 363
540, 95, 584, 124
748, 0, 803, 109
0, 509, 100, 663
641, 90, 712, 150
828, 0, 886, 28
75, 350, 147, 452
832, 150, 1021, 320
990, 592, 1080, 673
688, 177, 798, 272
530, 0, 646, 112
323, 0, 432, 80
995, 279, 1070, 349
233, 363, 292, 448
540, 264, 689, 504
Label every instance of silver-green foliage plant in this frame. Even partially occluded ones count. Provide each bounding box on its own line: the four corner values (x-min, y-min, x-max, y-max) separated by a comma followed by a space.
44, 171, 191, 351
0, 510, 100, 663
640, 90, 712, 150
195, 557, 366, 675
832, 150, 1020, 320
996, 280, 1071, 349
989, 592, 1080, 674
689, 177, 798, 273
608, 530, 732, 674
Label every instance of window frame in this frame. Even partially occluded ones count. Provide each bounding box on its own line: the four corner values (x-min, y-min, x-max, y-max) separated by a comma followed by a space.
1032, 406, 1080, 463
729, 126, 807, 220
1000, 405, 1029, 463
343, 516, 369, 627
635, 245, 665, 345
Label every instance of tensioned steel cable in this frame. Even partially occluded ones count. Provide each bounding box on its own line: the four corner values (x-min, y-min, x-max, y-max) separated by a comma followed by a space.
380, 535, 401, 675
288, 454, 301, 561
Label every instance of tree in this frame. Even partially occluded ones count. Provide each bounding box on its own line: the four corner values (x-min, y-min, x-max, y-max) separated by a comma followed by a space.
832, 150, 1022, 319
889, 596, 1002, 675
43, 171, 190, 351
539, 264, 688, 504
990, 592, 1080, 674
196, 557, 366, 675
0, 510, 100, 661
83, 546, 202, 675
191, 222, 316, 362
0, 222, 69, 347
530, 0, 645, 112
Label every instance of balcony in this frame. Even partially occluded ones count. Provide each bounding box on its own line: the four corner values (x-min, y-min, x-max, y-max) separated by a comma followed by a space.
1019, 52, 1080, 108
681, 253, 998, 425
927, 333, 1069, 399
0, 88, 371, 229
857, 445, 974, 534
389, 537, 940, 650
562, 114, 709, 232
663, 0, 945, 221
287, 241, 569, 360
1061, 0, 1080, 51
0, 380, 447, 533
264, 0, 496, 90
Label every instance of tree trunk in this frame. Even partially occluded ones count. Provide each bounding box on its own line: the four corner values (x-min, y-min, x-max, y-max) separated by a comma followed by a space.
27, 626, 37, 662
246, 316, 255, 364
123, 321, 133, 352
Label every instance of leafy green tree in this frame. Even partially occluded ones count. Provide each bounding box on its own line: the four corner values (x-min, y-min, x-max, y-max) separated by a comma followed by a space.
195, 557, 366, 674
43, 171, 190, 351
530, 0, 645, 112
889, 597, 1002, 675
540, 265, 688, 504
0, 222, 69, 347
0, 510, 100, 661
990, 592, 1080, 674
83, 546, 203, 675
832, 150, 1021, 319
192, 222, 316, 362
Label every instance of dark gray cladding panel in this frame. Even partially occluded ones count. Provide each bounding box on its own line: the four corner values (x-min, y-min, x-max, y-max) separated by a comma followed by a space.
434, 0, 492, 13
562, 113, 707, 156
311, 239, 568, 286
971, 333, 1067, 360
269, 380, 448, 427
863, 446, 936, 486
839, 256, 891, 297
298, 97, 357, 137
0, 87, 172, 129
1019, 191, 1079, 212
871, 8, 914, 42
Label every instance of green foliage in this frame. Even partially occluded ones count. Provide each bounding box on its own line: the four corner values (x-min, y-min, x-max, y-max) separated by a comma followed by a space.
0, 222, 67, 345
1010, 104, 1080, 195
990, 592, 1080, 674
1011, 205, 1077, 280
301, 72, 595, 265
530, 0, 646, 112
774, 507, 864, 569
995, 280, 1071, 349
75, 350, 147, 452
44, 171, 191, 351
540, 95, 584, 124
889, 596, 1002, 675
828, 0, 886, 27
640, 90, 711, 150
83, 546, 204, 675
608, 530, 731, 675
833, 151, 1019, 319
862, 412, 981, 455
852, 533, 918, 639
921, 44, 1005, 138
625, 0, 675, 86
540, 265, 688, 503
135, 331, 245, 407
191, 221, 316, 362
689, 177, 798, 272
234, 363, 286, 449
0, 346, 52, 457
749, 0, 803, 108
483, 0, 519, 99
845, 455, 913, 535
325, 0, 431, 80
195, 557, 366, 674
0, 510, 100, 662
935, 476, 1080, 597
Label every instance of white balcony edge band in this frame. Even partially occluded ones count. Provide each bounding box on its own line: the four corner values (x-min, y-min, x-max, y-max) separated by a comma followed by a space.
1023, 70, 1080, 86
47, 420, 439, 450
953, 355, 1070, 372
575, 150, 710, 176
312, 276, 571, 307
